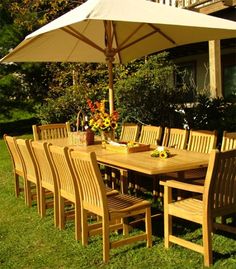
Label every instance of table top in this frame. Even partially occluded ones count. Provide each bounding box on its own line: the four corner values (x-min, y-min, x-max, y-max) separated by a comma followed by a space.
46, 138, 209, 176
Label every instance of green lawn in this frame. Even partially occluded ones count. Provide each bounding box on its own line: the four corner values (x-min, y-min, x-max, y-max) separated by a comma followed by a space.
0, 136, 236, 269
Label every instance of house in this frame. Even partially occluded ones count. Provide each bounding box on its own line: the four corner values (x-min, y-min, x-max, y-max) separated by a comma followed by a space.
154, 0, 236, 99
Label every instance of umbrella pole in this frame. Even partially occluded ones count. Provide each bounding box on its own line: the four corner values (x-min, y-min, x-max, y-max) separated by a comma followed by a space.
108, 59, 114, 115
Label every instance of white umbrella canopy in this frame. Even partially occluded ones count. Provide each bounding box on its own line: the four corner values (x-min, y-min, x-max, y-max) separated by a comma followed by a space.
1, 0, 236, 112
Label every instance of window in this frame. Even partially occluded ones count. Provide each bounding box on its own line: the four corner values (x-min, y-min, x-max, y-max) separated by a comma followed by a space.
222, 54, 236, 99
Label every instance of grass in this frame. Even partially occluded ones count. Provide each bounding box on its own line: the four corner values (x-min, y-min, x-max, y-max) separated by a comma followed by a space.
0, 135, 236, 269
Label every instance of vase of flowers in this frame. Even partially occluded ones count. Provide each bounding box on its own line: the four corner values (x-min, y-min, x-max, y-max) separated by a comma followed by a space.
87, 99, 118, 145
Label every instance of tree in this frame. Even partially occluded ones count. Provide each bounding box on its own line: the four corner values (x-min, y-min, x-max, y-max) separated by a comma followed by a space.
115, 52, 187, 127
0, 1, 86, 118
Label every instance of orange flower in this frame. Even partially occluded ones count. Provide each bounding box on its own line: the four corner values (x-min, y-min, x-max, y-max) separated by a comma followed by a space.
87, 99, 119, 132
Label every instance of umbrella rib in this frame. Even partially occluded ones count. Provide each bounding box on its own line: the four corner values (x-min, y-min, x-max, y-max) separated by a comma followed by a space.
1, 35, 44, 61
148, 24, 176, 45
117, 23, 176, 53
62, 26, 104, 53
116, 24, 145, 52
118, 29, 160, 52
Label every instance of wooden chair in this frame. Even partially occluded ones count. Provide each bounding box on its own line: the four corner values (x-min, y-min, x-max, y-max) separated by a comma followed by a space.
30, 141, 59, 227
138, 125, 162, 148
47, 145, 119, 241
16, 138, 41, 213
47, 144, 81, 241
107, 123, 139, 190
68, 149, 152, 263
119, 123, 140, 143
187, 130, 217, 153
4, 134, 26, 201
132, 125, 162, 198
32, 122, 71, 141
221, 131, 236, 151
182, 130, 217, 180
162, 127, 188, 149
147, 127, 188, 199
220, 131, 236, 229
160, 149, 236, 267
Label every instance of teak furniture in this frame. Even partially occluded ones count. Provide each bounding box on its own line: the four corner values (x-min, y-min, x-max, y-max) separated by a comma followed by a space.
42, 138, 210, 194
160, 149, 236, 267
138, 125, 162, 148
4, 134, 25, 200
31, 140, 59, 227
32, 122, 70, 141
119, 123, 140, 143
16, 138, 41, 213
68, 149, 152, 262
162, 128, 188, 149
221, 131, 236, 151
47, 144, 81, 240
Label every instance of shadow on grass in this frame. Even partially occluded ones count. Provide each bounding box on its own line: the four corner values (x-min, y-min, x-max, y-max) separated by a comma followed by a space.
0, 117, 38, 137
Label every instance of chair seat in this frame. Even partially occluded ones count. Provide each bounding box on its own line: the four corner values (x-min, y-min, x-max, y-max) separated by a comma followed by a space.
168, 197, 203, 224
105, 186, 119, 196
164, 168, 207, 181
108, 194, 151, 213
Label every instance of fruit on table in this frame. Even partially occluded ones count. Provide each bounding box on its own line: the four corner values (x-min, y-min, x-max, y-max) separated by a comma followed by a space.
127, 141, 139, 148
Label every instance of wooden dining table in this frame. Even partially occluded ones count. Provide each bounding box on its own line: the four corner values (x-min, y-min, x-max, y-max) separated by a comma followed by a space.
45, 137, 210, 193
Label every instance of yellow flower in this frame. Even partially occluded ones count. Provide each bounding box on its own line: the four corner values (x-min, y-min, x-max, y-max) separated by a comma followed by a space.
87, 99, 119, 132
159, 151, 169, 159
104, 118, 110, 127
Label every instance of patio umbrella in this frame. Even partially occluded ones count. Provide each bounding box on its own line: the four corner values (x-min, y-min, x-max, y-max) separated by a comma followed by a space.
1, 0, 236, 113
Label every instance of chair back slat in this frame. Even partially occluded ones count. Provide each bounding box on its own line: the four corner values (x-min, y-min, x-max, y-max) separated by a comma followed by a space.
16, 139, 38, 183
32, 123, 70, 141
221, 131, 236, 151
187, 130, 217, 154
139, 125, 162, 147
119, 123, 140, 143
4, 135, 24, 173
31, 141, 56, 191
204, 149, 236, 217
162, 128, 188, 149
48, 145, 76, 200
69, 150, 107, 214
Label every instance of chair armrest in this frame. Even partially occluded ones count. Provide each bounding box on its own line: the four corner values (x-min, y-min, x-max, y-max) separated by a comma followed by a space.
160, 179, 204, 194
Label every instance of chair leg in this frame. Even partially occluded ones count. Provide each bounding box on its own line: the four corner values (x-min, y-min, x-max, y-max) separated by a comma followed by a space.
40, 187, 46, 218
54, 191, 59, 227
26, 181, 32, 207
58, 196, 65, 230
36, 184, 41, 215
103, 218, 110, 263
120, 169, 128, 194
74, 201, 81, 241
202, 217, 213, 267
122, 217, 129, 236
146, 207, 152, 248
152, 176, 159, 202
81, 209, 88, 246
14, 174, 20, 197
164, 185, 172, 248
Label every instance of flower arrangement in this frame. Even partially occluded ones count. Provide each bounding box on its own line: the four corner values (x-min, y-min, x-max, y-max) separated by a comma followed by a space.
151, 146, 170, 159
87, 99, 119, 132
